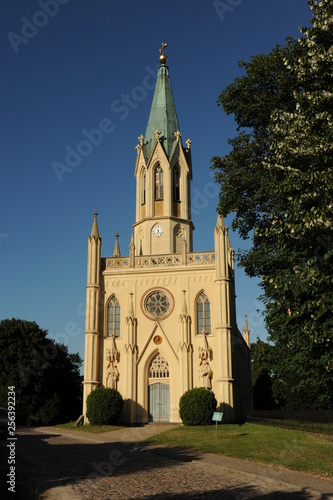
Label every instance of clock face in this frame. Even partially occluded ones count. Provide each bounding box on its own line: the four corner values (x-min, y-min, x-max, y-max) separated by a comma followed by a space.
152, 223, 164, 237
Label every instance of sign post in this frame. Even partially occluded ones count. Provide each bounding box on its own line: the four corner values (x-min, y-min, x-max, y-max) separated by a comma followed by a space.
212, 411, 223, 439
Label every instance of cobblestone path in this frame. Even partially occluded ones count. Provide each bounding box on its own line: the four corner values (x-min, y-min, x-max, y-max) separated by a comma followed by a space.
6, 428, 333, 499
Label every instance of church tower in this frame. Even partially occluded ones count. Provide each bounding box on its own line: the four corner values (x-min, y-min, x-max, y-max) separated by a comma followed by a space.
82, 43, 252, 424
134, 43, 194, 256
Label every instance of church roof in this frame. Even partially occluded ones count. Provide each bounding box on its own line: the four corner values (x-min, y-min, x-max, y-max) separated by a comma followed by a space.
143, 48, 180, 162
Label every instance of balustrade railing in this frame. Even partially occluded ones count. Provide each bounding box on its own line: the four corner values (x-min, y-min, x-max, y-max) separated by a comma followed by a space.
104, 251, 215, 270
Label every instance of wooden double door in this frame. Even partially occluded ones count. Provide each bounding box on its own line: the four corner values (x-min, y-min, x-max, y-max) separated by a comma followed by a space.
148, 383, 170, 422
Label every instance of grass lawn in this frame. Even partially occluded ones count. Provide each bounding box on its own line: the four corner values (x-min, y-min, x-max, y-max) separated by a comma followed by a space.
55, 422, 122, 434
144, 423, 332, 478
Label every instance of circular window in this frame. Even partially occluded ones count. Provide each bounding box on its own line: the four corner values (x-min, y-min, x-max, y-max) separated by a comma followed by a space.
142, 288, 174, 320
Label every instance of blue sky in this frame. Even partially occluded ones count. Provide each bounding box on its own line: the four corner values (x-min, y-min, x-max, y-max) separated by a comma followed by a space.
1, 0, 313, 369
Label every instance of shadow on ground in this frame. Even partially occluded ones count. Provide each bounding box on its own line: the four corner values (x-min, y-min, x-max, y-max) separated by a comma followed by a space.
138, 491, 331, 500
0, 428, 331, 499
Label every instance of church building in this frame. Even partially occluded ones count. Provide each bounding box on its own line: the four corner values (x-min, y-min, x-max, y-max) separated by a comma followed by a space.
82, 44, 252, 424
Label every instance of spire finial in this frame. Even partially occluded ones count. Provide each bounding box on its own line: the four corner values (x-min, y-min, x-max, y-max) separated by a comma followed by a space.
216, 214, 225, 230
112, 233, 121, 257
182, 289, 188, 316
90, 211, 99, 238
129, 292, 135, 318
174, 130, 181, 142
243, 314, 250, 348
185, 138, 192, 150
159, 41, 168, 65
138, 134, 145, 146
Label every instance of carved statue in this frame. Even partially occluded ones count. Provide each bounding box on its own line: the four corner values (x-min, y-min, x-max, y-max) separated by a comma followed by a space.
198, 332, 213, 389
106, 335, 120, 389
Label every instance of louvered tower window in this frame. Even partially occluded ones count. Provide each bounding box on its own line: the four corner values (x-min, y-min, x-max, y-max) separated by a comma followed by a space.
155, 165, 164, 200
173, 165, 180, 201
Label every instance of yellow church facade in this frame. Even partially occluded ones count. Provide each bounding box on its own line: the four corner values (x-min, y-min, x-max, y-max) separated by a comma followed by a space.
82, 45, 252, 424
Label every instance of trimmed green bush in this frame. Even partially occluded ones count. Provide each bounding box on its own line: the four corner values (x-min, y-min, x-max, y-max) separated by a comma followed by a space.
179, 388, 217, 426
86, 387, 123, 425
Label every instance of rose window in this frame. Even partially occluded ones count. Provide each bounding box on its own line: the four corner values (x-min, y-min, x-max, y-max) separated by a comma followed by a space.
142, 289, 174, 320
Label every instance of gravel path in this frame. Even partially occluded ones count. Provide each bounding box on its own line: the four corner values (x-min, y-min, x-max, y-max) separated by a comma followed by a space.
1, 426, 332, 499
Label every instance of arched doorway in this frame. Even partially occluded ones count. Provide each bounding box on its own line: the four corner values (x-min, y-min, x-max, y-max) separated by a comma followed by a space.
148, 354, 170, 422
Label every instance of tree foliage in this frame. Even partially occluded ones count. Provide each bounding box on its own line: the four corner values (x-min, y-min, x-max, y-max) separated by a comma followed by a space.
0, 318, 82, 424
212, 0, 333, 409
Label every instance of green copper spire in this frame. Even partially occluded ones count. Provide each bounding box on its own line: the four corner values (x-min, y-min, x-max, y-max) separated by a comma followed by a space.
144, 42, 180, 161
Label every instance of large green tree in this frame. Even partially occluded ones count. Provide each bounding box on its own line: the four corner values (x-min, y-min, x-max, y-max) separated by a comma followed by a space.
0, 318, 82, 424
212, 0, 333, 409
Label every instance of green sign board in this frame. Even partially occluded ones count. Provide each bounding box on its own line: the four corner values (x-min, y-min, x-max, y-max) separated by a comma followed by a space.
212, 412, 223, 422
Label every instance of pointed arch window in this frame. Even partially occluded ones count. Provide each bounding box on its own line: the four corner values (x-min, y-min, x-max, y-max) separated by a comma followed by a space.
173, 165, 180, 202
142, 171, 146, 205
155, 165, 163, 200
108, 296, 120, 337
197, 292, 211, 334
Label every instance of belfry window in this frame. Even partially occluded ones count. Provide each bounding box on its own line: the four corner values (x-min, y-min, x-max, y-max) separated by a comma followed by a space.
142, 172, 146, 204
155, 165, 163, 200
173, 165, 180, 201
108, 296, 120, 337
197, 292, 211, 334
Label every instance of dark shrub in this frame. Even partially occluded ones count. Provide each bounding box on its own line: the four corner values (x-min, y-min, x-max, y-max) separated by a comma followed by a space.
86, 387, 123, 425
37, 393, 61, 425
179, 388, 217, 426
